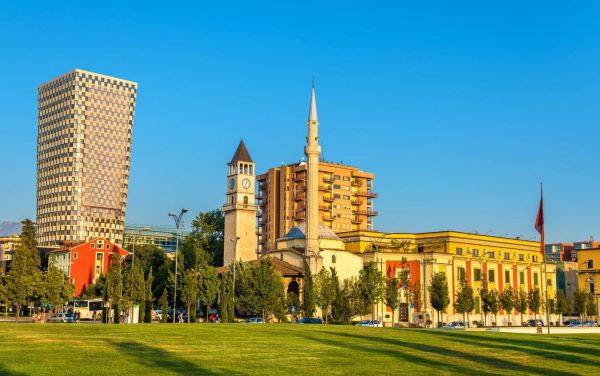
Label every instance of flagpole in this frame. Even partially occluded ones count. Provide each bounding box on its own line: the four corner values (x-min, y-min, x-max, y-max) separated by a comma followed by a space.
540, 183, 550, 334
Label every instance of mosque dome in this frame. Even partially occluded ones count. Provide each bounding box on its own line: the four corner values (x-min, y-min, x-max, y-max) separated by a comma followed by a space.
284, 221, 341, 241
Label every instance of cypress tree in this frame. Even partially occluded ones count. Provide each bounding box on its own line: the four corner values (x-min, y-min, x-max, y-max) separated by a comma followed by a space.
302, 261, 316, 317
144, 268, 154, 323
159, 288, 169, 323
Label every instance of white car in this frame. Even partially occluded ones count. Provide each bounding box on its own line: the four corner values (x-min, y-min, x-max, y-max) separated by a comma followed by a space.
354, 320, 383, 327
47, 312, 76, 323
443, 321, 465, 329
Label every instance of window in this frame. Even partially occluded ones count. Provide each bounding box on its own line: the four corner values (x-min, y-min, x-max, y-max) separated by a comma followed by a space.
96, 253, 103, 260
487, 251, 495, 259
488, 270, 495, 282
457, 267, 466, 282
547, 278, 552, 287
504, 252, 510, 260
90, 243, 95, 248
533, 273, 539, 286
505, 270, 510, 284
587, 260, 594, 269
519, 271, 525, 285
518, 254, 524, 261
333, 175, 340, 180
532, 255, 538, 262
243, 196, 248, 204
474, 268, 481, 282
472, 249, 479, 257
333, 184, 341, 189
73, 252, 78, 259
333, 194, 340, 199
590, 283, 595, 294
456, 248, 463, 256
343, 176, 350, 181
343, 195, 350, 200
106, 244, 110, 249
332, 255, 337, 263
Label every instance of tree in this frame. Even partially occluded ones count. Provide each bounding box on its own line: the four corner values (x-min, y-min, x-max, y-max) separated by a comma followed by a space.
357, 262, 386, 321
181, 269, 198, 323
7, 219, 41, 320
554, 289, 567, 326
159, 288, 169, 323
315, 267, 336, 324
384, 277, 400, 327
124, 265, 145, 323
302, 261, 316, 317
198, 264, 220, 321
219, 268, 235, 323
124, 244, 167, 277
454, 278, 475, 327
397, 257, 411, 306
105, 254, 123, 323
235, 259, 285, 321
0, 276, 8, 317
515, 290, 528, 325
43, 261, 73, 314
144, 268, 154, 323
428, 272, 450, 328
499, 285, 515, 326
586, 292, 598, 317
528, 288, 541, 322
487, 289, 500, 326
479, 275, 490, 326
186, 209, 225, 266
573, 290, 586, 318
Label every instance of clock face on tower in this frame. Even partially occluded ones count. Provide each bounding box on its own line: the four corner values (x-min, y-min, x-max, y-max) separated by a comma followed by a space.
242, 178, 251, 189
229, 178, 235, 190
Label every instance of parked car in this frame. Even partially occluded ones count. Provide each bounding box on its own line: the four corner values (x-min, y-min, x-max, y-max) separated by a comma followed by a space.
241, 317, 264, 324
565, 320, 581, 327
443, 321, 465, 329
297, 317, 323, 324
523, 319, 544, 327
47, 312, 76, 323
582, 320, 598, 327
354, 319, 382, 327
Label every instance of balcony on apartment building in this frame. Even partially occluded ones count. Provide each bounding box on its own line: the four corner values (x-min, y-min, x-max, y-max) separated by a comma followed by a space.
352, 209, 379, 216
294, 175, 306, 183
351, 180, 362, 187
319, 205, 332, 211
319, 184, 331, 191
350, 199, 363, 206
356, 190, 378, 198
294, 193, 305, 201
323, 196, 334, 202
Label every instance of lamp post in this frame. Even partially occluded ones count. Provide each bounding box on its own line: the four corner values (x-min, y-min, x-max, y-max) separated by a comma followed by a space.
169, 208, 188, 323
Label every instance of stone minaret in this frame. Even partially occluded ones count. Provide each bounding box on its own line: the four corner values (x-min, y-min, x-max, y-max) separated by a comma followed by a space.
304, 84, 321, 258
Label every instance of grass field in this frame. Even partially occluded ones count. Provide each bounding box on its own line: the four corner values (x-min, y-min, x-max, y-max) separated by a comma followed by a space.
0, 324, 599, 375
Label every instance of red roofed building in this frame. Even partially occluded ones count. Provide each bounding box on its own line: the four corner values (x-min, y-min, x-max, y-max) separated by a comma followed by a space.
48, 237, 129, 296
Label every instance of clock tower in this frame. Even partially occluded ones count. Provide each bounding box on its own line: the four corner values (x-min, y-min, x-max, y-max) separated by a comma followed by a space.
223, 140, 258, 266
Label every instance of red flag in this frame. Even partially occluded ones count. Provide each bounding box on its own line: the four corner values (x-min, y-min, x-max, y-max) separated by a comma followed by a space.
534, 184, 544, 254
535, 195, 543, 234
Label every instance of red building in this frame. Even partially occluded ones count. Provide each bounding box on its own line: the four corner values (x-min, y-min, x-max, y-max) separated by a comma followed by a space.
48, 237, 129, 296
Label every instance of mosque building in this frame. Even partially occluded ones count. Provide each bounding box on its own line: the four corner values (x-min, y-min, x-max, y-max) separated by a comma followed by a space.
222, 85, 557, 327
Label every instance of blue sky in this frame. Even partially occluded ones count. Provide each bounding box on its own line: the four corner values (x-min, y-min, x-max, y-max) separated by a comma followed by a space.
1, 1, 599, 243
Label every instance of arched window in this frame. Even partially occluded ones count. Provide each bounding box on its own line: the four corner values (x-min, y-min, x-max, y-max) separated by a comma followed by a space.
249, 165, 253, 175
332, 255, 337, 264
230, 196, 234, 205
280, 253, 284, 261
243, 196, 248, 205
244, 164, 248, 174
239, 164, 243, 173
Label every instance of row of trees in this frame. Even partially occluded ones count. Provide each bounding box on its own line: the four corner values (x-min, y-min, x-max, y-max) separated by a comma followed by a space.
0, 220, 74, 320
430, 272, 598, 327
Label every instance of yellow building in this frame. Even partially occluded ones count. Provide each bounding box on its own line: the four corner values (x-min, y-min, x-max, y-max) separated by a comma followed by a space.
257, 161, 376, 253
577, 247, 600, 314
0, 236, 20, 275
339, 230, 557, 326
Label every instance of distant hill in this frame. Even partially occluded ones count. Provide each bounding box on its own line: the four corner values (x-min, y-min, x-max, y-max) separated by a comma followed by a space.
0, 221, 22, 236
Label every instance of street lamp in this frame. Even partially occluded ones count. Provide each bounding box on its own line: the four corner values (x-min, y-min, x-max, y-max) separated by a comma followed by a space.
169, 208, 188, 323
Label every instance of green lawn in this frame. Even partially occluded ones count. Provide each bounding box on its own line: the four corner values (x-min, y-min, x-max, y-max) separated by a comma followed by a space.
0, 324, 598, 375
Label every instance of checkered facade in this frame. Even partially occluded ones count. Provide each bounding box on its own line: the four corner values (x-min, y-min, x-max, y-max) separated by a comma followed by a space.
37, 69, 137, 247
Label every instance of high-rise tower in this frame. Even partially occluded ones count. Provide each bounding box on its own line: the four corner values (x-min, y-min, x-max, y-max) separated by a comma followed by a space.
37, 69, 137, 247
223, 140, 258, 266
304, 85, 321, 257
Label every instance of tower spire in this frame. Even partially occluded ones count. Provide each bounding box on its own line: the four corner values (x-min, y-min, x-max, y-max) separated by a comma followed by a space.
308, 84, 318, 122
